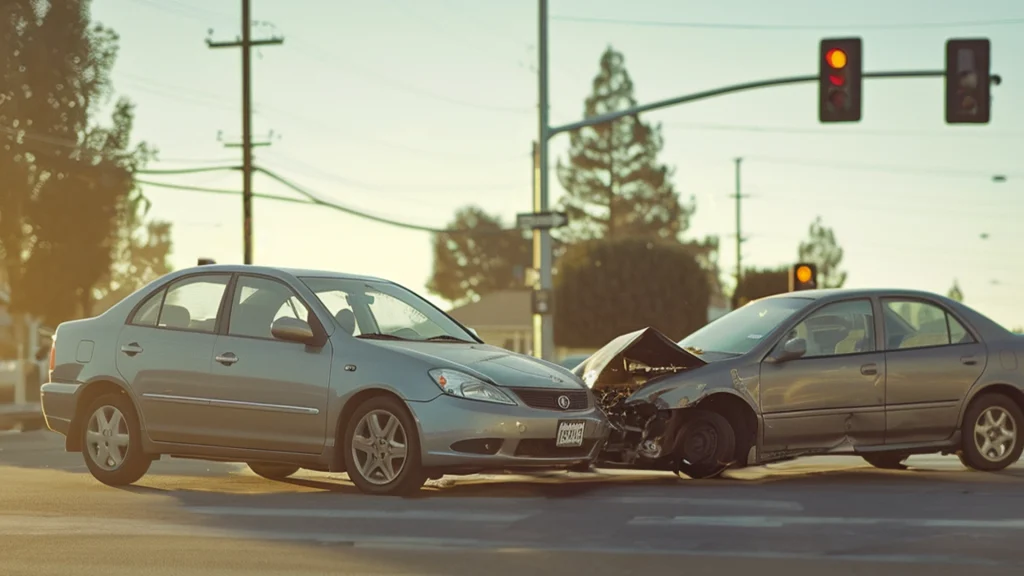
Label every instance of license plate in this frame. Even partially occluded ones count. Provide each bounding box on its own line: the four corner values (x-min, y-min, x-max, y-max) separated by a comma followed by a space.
556, 420, 586, 448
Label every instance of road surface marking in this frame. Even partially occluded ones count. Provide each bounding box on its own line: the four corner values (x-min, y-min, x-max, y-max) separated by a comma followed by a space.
185, 506, 534, 523
585, 496, 803, 511
0, 514, 1005, 566
629, 515, 1024, 529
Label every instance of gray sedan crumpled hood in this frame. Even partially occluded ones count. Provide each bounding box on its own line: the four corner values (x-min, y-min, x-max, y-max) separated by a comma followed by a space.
371, 341, 585, 390
572, 327, 707, 393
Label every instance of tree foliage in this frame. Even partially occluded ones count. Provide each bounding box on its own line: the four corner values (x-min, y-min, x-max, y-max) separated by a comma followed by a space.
556, 46, 695, 243
947, 279, 964, 302
0, 0, 165, 326
734, 266, 790, 308
426, 206, 531, 306
798, 216, 847, 288
554, 238, 709, 348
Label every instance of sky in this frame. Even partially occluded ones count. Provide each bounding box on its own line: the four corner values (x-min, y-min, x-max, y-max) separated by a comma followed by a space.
89, 0, 1024, 328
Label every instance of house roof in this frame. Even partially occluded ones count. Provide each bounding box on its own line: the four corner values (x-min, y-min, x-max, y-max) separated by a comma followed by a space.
447, 290, 532, 329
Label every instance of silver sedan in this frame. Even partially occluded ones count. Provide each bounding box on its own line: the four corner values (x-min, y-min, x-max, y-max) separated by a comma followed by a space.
41, 264, 610, 495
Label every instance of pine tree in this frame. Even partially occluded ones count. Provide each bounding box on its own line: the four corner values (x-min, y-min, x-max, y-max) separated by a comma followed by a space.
555, 46, 695, 243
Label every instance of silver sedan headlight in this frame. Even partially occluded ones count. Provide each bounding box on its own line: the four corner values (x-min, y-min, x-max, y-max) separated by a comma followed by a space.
428, 368, 517, 406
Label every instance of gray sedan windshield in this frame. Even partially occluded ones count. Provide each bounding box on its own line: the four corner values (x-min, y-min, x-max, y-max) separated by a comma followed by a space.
300, 277, 474, 342
679, 297, 810, 356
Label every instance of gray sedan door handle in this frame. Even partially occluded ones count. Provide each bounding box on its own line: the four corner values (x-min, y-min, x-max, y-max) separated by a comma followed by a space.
215, 352, 239, 366
961, 356, 978, 365
860, 363, 878, 376
120, 342, 143, 356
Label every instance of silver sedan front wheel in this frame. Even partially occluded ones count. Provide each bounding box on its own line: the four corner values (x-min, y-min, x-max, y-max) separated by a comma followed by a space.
343, 396, 425, 496
351, 409, 408, 485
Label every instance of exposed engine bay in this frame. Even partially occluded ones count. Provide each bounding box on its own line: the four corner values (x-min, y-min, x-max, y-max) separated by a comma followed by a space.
573, 328, 709, 470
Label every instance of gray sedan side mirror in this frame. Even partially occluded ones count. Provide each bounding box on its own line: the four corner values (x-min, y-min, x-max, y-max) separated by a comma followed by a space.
467, 327, 479, 338
271, 317, 315, 344
767, 337, 807, 364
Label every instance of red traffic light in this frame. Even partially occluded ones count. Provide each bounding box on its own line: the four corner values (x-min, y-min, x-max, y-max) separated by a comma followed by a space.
825, 48, 847, 69
829, 74, 845, 86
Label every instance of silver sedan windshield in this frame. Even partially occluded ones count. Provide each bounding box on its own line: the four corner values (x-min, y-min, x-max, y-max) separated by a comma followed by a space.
300, 277, 474, 342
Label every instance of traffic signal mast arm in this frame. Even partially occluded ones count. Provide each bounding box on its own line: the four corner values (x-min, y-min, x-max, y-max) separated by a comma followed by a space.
548, 70, 1001, 137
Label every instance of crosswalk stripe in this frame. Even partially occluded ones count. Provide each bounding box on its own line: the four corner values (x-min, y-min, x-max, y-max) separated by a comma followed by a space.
185, 506, 534, 523
583, 496, 803, 511
629, 515, 1024, 529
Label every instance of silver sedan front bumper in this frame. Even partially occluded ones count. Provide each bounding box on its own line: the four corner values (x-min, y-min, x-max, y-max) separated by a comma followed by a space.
408, 393, 611, 470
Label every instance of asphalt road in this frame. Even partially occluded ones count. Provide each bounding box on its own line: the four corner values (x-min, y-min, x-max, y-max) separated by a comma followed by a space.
2, 429, 1024, 575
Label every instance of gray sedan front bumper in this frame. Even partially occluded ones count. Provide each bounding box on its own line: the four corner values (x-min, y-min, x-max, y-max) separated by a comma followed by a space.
409, 393, 611, 469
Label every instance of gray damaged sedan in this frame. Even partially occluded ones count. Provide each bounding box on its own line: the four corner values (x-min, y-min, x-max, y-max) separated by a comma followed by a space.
577, 288, 1024, 478
41, 264, 610, 495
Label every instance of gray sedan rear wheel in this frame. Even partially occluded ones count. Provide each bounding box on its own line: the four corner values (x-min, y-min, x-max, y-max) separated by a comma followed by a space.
247, 462, 300, 480
959, 393, 1024, 472
343, 395, 425, 496
81, 393, 151, 486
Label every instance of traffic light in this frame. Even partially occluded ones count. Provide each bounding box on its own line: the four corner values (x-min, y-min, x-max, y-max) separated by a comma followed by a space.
790, 263, 818, 292
819, 38, 862, 123
945, 38, 990, 124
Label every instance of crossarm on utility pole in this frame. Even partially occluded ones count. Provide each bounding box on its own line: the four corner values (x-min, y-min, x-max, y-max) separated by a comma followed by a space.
548, 70, 1003, 136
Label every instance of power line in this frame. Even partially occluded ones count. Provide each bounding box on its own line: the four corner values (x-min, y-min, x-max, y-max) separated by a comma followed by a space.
139, 169, 519, 236
663, 121, 1024, 140
745, 155, 1019, 179
550, 14, 1024, 31
137, 165, 240, 176
291, 37, 533, 115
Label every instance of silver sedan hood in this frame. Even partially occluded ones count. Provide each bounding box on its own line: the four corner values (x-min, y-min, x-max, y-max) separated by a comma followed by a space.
370, 341, 585, 390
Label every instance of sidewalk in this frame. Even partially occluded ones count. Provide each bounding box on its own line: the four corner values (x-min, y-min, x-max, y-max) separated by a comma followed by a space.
0, 402, 43, 430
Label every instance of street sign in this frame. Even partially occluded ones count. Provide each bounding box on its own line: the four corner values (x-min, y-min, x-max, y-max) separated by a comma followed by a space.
532, 289, 553, 315
517, 211, 568, 230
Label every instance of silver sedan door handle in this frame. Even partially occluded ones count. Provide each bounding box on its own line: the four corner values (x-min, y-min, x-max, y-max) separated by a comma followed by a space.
215, 352, 239, 366
120, 342, 144, 356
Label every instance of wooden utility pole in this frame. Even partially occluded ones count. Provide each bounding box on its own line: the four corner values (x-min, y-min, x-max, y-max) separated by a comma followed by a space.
207, 0, 283, 264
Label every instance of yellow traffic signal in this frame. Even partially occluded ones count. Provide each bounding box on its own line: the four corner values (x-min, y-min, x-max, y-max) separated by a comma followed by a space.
790, 263, 818, 291
819, 38, 861, 123
796, 265, 813, 284
825, 48, 847, 69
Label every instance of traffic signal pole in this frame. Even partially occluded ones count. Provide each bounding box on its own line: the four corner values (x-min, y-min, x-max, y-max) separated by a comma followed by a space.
533, 1, 1001, 360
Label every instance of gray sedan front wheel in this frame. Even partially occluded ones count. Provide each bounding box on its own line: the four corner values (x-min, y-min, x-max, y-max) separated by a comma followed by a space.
343, 396, 425, 496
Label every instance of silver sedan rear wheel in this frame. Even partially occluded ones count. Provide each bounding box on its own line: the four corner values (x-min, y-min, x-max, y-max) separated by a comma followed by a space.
86, 405, 130, 471
343, 396, 425, 496
80, 392, 152, 486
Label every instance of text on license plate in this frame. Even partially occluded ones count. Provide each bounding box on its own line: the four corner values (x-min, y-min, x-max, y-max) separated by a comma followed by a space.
556, 420, 586, 448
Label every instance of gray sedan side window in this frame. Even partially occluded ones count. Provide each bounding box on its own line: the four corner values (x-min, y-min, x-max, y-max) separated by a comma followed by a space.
781, 299, 875, 359
882, 299, 975, 350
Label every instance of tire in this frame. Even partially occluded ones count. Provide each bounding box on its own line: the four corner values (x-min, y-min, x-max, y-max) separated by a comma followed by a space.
80, 392, 151, 486
958, 393, 1024, 472
674, 409, 737, 480
247, 462, 300, 480
861, 453, 909, 470
343, 395, 425, 496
